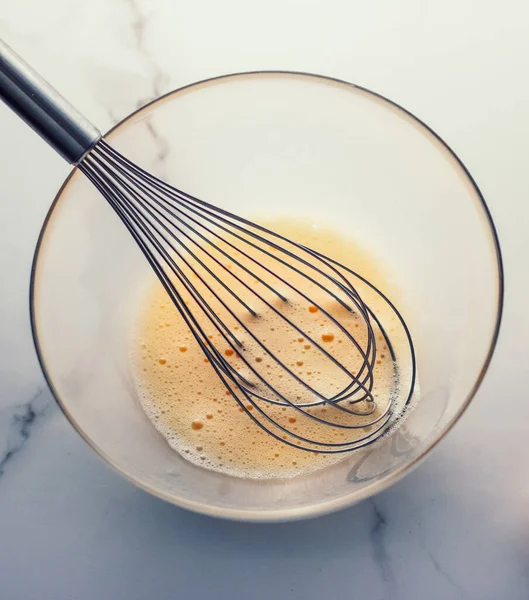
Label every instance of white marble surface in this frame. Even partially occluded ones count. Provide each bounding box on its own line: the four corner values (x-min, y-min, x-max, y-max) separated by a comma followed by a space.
1, 1, 528, 598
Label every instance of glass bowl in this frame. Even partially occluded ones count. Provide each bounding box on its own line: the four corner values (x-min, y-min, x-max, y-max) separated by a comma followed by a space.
30, 72, 503, 521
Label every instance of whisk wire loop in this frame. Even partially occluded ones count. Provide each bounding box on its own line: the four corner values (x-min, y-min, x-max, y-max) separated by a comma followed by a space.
79, 140, 416, 453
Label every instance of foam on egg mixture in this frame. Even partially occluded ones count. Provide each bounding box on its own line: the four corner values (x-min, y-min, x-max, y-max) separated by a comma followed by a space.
132, 219, 414, 479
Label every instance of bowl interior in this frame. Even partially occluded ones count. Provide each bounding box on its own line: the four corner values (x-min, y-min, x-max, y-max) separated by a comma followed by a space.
32, 72, 502, 520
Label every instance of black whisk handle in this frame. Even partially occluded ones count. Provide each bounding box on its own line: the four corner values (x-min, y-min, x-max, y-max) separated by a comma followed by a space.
0, 38, 101, 164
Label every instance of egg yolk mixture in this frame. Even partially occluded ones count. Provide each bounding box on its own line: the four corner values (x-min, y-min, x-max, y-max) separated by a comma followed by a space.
131, 219, 412, 479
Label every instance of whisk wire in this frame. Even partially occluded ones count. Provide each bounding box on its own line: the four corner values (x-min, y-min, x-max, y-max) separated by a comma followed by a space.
78, 140, 416, 452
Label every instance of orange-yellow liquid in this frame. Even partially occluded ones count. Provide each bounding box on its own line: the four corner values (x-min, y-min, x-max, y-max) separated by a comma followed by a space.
132, 219, 409, 479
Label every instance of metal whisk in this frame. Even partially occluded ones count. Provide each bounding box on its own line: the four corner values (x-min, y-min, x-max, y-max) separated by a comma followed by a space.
1, 40, 415, 453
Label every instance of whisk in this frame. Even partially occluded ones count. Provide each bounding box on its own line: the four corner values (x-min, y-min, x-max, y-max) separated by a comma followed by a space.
0, 40, 415, 453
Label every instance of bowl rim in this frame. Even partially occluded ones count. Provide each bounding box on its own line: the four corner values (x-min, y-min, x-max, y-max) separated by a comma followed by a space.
29, 70, 505, 522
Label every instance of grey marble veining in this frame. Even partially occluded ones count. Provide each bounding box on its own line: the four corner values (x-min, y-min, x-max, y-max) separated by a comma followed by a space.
1, 1, 528, 599
0, 388, 51, 477
123, 0, 170, 107
370, 500, 394, 587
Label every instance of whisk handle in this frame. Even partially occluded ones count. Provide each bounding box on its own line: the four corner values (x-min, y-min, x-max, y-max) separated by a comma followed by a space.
0, 39, 101, 164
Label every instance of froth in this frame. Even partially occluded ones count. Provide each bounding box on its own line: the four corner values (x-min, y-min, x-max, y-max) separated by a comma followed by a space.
131, 219, 415, 479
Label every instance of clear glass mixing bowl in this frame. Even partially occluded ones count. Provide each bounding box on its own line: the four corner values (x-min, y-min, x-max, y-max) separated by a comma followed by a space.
30, 72, 503, 521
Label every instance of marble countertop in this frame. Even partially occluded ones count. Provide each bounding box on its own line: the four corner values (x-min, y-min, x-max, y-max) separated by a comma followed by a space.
1, 1, 528, 598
